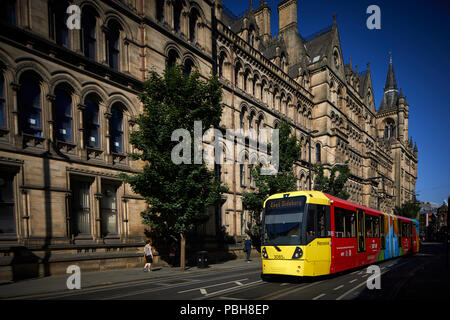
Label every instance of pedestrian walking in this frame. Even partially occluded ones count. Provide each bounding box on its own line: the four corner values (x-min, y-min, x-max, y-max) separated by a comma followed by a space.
244, 236, 252, 263
143, 240, 153, 272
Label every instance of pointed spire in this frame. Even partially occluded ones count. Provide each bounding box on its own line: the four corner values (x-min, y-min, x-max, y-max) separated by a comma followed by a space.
249, 0, 253, 12
349, 56, 353, 71
384, 52, 398, 92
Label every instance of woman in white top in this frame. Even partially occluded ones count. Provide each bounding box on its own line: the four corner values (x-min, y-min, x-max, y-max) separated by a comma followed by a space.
143, 240, 153, 272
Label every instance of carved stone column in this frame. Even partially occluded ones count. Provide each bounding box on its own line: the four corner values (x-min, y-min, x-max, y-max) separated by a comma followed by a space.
46, 93, 56, 153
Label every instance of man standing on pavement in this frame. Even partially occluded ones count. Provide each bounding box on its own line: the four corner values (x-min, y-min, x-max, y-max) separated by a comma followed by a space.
244, 236, 252, 263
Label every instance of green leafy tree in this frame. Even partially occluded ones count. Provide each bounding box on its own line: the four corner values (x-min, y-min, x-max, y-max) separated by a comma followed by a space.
393, 197, 421, 219
242, 120, 302, 249
313, 163, 351, 200
121, 65, 227, 269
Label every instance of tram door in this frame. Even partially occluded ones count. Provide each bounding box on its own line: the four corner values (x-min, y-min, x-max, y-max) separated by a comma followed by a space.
357, 209, 365, 253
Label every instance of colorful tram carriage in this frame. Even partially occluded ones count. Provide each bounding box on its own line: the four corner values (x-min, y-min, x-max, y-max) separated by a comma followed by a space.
261, 191, 419, 278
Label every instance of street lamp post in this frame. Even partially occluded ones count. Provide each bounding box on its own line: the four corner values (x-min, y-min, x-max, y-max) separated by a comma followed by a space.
308, 129, 319, 190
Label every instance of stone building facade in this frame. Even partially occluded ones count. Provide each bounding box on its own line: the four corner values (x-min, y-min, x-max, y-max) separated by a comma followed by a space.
0, 0, 418, 275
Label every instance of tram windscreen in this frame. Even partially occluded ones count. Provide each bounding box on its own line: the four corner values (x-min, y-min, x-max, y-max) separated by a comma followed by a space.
262, 196, 306, 245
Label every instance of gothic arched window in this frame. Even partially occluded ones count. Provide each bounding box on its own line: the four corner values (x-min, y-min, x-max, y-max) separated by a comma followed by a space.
84, 95, 100, 148
49, 0, 70, 48
184, 58, 194, 76
156, 0, 165, 22
19, 73, 42, 137
0, 72, 5, 128
174, 0, 182, 32
189, 8, 199, 42
110, 104, 124, 153
106, 20, 122, 70
218, 52, 226, 78
167, 49, 179, 70
82, 6, 97, 60
316, 143, 321, 163
2, 0, 16, 26
54, 87, 73, 142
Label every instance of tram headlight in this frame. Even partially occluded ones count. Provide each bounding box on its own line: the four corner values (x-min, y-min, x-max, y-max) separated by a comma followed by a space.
262, 247, 268, 259
292, 247, 303, 259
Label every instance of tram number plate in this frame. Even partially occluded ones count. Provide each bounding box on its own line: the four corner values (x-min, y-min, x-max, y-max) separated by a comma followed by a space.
274, 254, 284, 259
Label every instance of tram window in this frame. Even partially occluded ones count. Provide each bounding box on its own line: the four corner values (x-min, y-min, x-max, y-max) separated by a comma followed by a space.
317, 205, 329, 237
306, 205, 316, 239
380, 216, 385, 238
334, 207, 356, 238
306, 204, 331, 242
401, 222, 409, 238
373, 216, 380, 237
365, 215, 374, 237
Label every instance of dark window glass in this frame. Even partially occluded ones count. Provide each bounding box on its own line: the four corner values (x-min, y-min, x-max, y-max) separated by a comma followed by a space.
334, 207, 356, 238
316, 144, 321, 163
82, 8, 97, 60
50, 1, 70, 48
0, 74, 5, 127
55, 88, 72, 142
107, 21, 121, 70
306, 204, 331, 243
156, 0, 164, 22
189, 9, 198, 42
167, 49, 178, 70
218, 53, 225, 78
84, 98, 99, 148
184, 59, 194, 76
1, 0, 16, 26
110, 106, 123, 153
174, 1, 182, 32
373, 216, 380, 237
365, 214, 376, 237
0, 173, 15, 234
19, 77, 42, 137
263, 196, 307, 245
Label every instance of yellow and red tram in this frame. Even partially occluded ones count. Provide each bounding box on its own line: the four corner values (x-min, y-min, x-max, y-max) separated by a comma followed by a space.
261, 191, 419, 278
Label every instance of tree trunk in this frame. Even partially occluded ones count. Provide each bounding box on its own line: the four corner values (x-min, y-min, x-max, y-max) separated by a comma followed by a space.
180, 233, 186, 270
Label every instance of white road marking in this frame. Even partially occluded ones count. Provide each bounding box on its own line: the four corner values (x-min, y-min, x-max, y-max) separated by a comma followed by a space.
334, 285, 344, 290
337, 269, 390, 300
235, 281, 244, 286
201, 280, 263, 298
312, 293, 326, 300
200, 288, 207, 295
349, 279, 358, 283
280, 283, 289, 286
177, 278, 248, 294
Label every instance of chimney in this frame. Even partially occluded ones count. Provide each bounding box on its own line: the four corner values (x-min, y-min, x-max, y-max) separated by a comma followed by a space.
278, 0, 298, 32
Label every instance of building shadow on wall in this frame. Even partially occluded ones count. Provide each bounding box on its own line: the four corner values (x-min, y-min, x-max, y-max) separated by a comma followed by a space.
10, 246, 40, 281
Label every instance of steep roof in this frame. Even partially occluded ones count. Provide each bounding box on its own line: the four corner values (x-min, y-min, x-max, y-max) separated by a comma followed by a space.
378, 59, 399, 112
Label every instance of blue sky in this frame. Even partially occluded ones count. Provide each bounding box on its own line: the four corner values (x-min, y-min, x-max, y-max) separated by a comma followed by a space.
224, 0, 450, 205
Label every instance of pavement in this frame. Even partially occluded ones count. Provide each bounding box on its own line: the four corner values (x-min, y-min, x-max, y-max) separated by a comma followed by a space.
0, 255, 262, 299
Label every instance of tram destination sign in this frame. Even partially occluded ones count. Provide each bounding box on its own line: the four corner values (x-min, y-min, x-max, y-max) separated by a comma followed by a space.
266, 196, 306, 210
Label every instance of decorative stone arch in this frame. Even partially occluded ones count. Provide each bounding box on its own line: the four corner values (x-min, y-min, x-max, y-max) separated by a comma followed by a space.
187, 1, 207, 46
80, 83, 108, 104
14, 58, 51, 85
103, 11, 134, 42
49, 72, 82, 97
218, 47, 231, 80
106, 93, 137, 117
